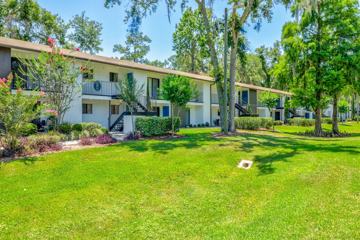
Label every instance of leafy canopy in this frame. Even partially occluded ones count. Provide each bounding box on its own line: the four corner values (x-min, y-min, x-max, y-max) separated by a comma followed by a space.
68, 11, 103, 54
113, 31, 151, 63
172, 8, 209, 73
0, 0, 67, 44
160, 75, 197, 107
259, 91, 279, 112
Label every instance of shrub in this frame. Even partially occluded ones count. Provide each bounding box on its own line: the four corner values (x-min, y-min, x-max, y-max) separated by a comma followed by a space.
125, 132, 141, 140
26, 134, 62, 153
235, 117, 273, 130
274, 120, 284, 126
136, 117, 180, 137
101, 127, 108, 134
79, 130, 90, 138
80, 122, 104, 137
80, 137, 93, 146
95, 134, 116, 144
70, 130, 81, 140
47, 131, 67, 141
288, 118, 315, 126
58, 123, 73, 135
72, 123, 83, 132
20, 123, 38, 136
92, 128, 105, 137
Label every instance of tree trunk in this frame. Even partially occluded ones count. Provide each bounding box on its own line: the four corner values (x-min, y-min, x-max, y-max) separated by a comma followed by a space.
314, 3, 323, 137
357, 94, 359, 123
197, 0, 227, 133
190, 44, 196, 73
332, 94, 340, 135
351, 93, 355, 121
229, 38, 237, 133
171, 103, 174, 135
314, 106, 322, 136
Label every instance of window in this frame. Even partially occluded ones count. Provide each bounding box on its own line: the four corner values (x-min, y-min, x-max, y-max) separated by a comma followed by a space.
82, 104, 93, 114
163, 106, 169, 117
82, 69, 94, 80
111, 105, 120, 115
110, 72, 118, 82
148, 78, 160, 99
241, 90, 248, 105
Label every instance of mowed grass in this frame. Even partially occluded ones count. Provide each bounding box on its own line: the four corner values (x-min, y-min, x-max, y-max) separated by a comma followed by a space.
1, 123, 359, 239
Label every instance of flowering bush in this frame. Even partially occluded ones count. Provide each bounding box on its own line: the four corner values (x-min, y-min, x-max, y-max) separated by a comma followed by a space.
19, 36, 82, 127
80, 137, 93, 146
95, 134, 116, 144
0, 78, 44, 157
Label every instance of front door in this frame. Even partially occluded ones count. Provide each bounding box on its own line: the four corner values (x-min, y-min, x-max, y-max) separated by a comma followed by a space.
275, 111, 281, 121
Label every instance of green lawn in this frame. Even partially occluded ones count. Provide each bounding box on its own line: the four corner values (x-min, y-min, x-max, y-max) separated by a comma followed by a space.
1, 123, 359, 239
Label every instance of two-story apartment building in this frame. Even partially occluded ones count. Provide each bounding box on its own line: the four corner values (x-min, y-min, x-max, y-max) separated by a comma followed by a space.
0, 37, 293, 132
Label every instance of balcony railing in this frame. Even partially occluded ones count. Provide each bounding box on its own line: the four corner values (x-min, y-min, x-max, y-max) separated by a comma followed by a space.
11, 79, 41, 90
152, 91, 204, 103
82, 81, 119, 97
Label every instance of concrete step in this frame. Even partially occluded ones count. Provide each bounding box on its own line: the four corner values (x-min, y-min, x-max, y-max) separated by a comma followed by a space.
109, 132, 126, 141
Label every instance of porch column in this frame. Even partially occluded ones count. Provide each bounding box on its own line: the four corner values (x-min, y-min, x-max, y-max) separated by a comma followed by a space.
0, 47, 11, 78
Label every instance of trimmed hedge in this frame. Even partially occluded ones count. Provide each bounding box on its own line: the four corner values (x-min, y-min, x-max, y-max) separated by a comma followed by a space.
235, 117, 273, 130
136, 117, 180, 137
288, 118, 315, 126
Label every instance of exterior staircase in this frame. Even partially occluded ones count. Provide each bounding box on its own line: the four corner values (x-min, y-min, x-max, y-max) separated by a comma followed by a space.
235, 103, 251, 116
110, 99, 157, 132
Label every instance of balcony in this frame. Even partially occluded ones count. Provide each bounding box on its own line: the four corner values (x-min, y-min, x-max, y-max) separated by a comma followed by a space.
82, 81, 119, 97
151, 91, 204, 103
11, 79, 41, 90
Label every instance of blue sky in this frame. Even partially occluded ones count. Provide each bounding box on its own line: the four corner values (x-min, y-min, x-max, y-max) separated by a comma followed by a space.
38, 0, 292, 61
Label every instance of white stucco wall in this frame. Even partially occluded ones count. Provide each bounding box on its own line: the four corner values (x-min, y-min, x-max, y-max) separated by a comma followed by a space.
82, 99, 110, 128
202, 82, 211, 124
63, 75, 83, 124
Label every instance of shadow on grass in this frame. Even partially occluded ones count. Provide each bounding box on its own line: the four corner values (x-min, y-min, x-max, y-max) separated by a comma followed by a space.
235, 133, 360, 175
278, 131, 360, 139
115, 132, 220, 154
0, 156, 39, 166
110, 129, 360, 175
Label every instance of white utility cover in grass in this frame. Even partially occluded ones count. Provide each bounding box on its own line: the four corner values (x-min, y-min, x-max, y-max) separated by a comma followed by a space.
238, 160, 253, 170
